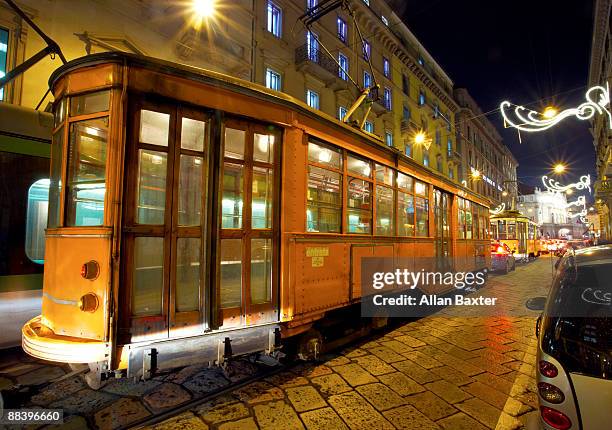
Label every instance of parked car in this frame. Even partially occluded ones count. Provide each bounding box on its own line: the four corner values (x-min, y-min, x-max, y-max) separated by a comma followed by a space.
491, 241, 516, 273
527, 245, 612, 430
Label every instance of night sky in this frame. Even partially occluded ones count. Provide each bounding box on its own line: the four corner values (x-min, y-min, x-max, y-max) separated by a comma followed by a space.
390, 0, 596, 196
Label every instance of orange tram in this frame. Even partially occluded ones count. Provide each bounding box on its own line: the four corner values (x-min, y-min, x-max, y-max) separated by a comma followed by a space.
22, 52, 491, 387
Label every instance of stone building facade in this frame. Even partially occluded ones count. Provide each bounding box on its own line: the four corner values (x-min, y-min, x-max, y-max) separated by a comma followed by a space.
589, 0, 612, 239
454, 88, 518, 207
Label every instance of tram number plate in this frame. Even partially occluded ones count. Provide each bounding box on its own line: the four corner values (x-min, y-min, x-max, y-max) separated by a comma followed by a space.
306, 247, 329, 257
311, 256, 324, 267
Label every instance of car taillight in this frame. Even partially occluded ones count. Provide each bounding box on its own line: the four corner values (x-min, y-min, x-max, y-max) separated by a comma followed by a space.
540, 406, 571, 430
539, 360, 559, 378
538, 382, 565, 404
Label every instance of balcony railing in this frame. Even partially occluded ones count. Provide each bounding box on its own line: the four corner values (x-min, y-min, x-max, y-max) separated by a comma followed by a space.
295, 44, 338, 78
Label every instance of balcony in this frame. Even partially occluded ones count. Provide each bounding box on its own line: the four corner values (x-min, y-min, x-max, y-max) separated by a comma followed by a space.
595, 179, 612, 200
295, 44, 345, 88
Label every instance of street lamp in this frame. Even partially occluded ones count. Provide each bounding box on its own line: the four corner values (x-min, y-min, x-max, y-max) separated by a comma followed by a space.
414, 131, 426, 145
565, 189, 573, 196
502, 190, 508, 197
192, 0, 216, 18
542, 106, 558, 119
553, 163, 566, 174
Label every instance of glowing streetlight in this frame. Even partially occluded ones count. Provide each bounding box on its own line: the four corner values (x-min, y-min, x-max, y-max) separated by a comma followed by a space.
414, 131, 426, 145
192, 0, 216, 18
565, 189, 573, 195
542, 106, 558, 119
553, 163, 566, 174
589, 206, 595, 211
471, 169, 481, 179
502, 190, 508, 197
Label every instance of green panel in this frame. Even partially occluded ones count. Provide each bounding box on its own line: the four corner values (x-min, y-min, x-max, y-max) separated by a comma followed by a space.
0, 135, 51, 158
0, 274, 43, 293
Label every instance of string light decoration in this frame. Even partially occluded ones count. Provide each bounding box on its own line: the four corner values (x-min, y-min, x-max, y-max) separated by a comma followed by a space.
565, 195, 586, 209
541, 174, 591, 194
490, 203, 505, 215
500, 83, 612, 132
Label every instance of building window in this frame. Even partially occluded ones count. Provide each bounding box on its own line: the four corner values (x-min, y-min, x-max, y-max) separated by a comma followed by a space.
338, 53, 348, 80
338, 106, 347, 121
433, 103, 439, 118
402, 74, 409, 95
418, 90, 426, 106
423, 151, 429, 167
418, 55, 424, 66
337, 17, 347, 43
364, 121, 374, 133
307, 0, 317, 9
385, 131, 393, 147
307, 31, 319, 61
363, 71, 372, 89
446, 111, 451, 131
0, 27, 8, 101
383, 57, 390, 78
403, 105, 411, 121
306, 89, 319, 109
383, 87, 392, 110
267, 1, 282, 38
449, 168, 454, 180
381, 15, 389, 26
405, 140, 412, 157
447, 138, 453, 157
363, 40, 371, 60
363, 0, 369, 5
265, 68, 281, 91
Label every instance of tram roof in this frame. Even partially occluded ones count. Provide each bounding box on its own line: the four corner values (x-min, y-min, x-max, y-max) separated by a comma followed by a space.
49, 51, 490, 206
490, 209, 536, 222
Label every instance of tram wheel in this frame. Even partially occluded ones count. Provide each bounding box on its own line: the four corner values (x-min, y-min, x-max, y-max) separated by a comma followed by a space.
296, 329, 323, 361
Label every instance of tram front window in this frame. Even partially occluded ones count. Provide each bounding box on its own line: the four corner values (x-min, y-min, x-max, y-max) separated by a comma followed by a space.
65, 117, 108, 226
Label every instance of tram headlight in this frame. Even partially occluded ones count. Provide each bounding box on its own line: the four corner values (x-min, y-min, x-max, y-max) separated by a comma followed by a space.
78, 293, 99, 313
81, 260, 100, 280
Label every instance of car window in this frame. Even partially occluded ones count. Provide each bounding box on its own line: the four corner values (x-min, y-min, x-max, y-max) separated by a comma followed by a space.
540, 256, 612, 379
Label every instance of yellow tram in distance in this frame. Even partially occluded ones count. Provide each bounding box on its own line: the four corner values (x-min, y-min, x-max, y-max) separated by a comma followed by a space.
489, 209, 540, 261
22, 52, 491, 387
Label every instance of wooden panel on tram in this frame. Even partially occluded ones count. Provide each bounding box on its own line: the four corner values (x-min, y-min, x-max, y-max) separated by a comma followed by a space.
293, 242, 350, 316
350, 244, 393, 300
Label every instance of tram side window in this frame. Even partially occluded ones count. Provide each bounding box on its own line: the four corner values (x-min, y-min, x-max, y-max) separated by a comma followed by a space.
397, 172, 414, 236
458, 198, 466, 239
347, 154, 372, 234
473, 205, 480, 239
65, 117, 108, 226
465, 200, 473, 239
375, 164, 395, 236
507, 222, 516, 239
48, 129, 64, 228
307, 140, 342, 232
415, 181, 429, 237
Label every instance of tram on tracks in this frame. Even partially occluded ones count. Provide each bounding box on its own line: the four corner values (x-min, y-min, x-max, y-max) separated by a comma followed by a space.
489, 209, 540, 261
0, 103, 52, 348
22, 52, 491, 387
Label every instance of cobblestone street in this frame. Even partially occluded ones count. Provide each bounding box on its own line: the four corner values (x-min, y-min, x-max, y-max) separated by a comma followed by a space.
0, 257, 553, 430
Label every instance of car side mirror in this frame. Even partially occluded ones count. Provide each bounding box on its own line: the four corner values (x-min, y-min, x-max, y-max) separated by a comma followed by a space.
525, 296, 546, 311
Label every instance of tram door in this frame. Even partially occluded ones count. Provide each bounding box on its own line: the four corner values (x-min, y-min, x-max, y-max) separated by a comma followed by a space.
217, 119, 279, 329
434, 189, 452, 269
517, 221, 527, 254
121, 101, 210, 342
